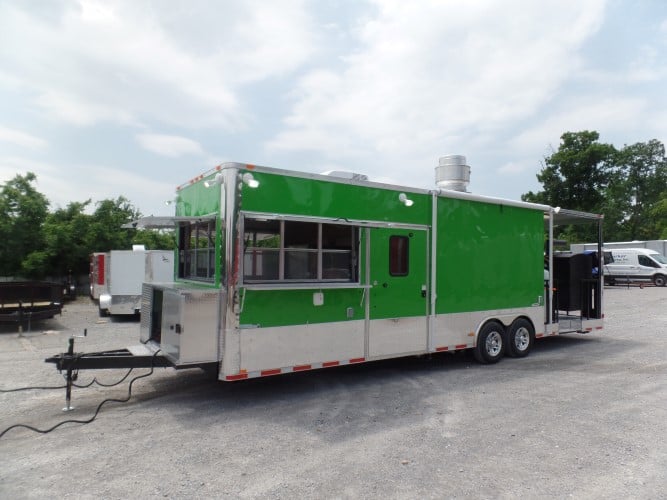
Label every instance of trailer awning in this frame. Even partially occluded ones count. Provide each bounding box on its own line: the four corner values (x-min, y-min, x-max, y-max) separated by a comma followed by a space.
122, 214, 216, 229
551, 208, 603, 226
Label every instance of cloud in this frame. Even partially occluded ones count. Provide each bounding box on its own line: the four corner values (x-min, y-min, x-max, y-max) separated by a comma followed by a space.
136, 133, 204, 157
510, 96, 648, 152
0, 126, 48, 149
0, 156, 175, 216
0, 0, 317, 129
267, 0, 607, 183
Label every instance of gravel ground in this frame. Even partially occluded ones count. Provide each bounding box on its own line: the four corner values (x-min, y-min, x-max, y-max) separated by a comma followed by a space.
1, 287, 666, 499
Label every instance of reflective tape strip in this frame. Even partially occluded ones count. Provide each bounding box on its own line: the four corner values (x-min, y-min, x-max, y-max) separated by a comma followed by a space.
226, 357, 366, 381
261, 368, 282, 376
435, 344, 470, 352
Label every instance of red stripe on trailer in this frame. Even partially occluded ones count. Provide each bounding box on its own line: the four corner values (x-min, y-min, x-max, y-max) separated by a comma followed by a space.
349, 357, 365, 364
226, 373, 248, 381
536, 333, 544, 338
261, 368, 282, 376
293, 364, 312, 372
585, 327, 593, 332
595, 326, 603, 330
435, 346, 449, 352
323, 361, 340, 367
454, 344, 467, 350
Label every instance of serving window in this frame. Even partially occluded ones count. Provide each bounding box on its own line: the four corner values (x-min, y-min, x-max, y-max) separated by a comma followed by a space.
178, 219, 216, 281
243, 217, 359, 283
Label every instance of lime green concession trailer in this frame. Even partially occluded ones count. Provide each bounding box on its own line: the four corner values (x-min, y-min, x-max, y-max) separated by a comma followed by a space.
129, 158, 604, 381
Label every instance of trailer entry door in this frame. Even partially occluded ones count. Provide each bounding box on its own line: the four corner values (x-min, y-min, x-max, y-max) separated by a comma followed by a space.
368, 228, 428, 357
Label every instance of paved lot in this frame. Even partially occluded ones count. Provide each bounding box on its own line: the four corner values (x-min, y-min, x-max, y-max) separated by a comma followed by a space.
1, 287, 666, 499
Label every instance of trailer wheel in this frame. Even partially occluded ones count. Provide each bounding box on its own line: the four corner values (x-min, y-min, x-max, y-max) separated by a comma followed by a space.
473, 321, 505, 364
653, 274, 666, 287
98, 306, 108, 317
506, 318, 534, 358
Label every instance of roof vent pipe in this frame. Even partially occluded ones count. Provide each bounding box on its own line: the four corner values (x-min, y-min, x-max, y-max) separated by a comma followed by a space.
435, 155, 470, 192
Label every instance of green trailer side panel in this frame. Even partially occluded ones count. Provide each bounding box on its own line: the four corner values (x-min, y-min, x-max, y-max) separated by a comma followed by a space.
437, 198, 544, 314
240, 171, 430, 225
175, 181, 220, 217
240, 288, 365, 328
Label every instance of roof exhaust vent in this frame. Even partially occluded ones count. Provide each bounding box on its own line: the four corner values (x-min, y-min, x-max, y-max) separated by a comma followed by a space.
435, 155, 470, 192
321, 170, 369, 181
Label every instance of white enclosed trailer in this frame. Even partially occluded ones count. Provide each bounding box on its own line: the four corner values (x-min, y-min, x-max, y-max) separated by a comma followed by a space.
98, 248, 173, 317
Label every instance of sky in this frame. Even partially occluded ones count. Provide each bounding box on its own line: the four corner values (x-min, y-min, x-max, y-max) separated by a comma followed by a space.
1, 0, 667, 217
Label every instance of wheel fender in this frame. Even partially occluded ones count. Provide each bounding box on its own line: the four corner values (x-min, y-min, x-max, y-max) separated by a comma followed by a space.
473, 315, 512, 347
99, 293, 112, 311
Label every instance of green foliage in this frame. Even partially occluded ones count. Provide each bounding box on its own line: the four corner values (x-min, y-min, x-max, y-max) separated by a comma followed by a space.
86, 197, 140, 252
649, 193, 667, 239
0, 172, 49, 278
522, 131, 616, 212
132, 230, 176, 251
523, 131, 667, 244
612, 139, 667, 240
0, 175, 175, 280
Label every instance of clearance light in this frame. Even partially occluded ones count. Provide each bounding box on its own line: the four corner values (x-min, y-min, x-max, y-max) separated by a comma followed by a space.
398, 193, 414, 207
204, 173, 224, 188
242, 172, 260, 188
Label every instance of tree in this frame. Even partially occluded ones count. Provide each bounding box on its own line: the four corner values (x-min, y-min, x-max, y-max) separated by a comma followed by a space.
523, 132, 667, 243
35, 201, 93, 277
650, 193, 667, 239
612, 140, 667, 240
522, 131, 616, 242
86, 197, 141, 252
0, 172, 49, 278
132, 229, 175, 251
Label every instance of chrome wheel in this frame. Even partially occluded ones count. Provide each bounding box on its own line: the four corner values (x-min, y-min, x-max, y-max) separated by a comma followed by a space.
486, 331, 503, 356
513, 326, 530, 352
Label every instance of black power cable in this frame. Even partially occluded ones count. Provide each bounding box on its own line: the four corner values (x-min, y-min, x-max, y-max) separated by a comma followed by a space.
0, 369, 134, 393
0, 351, 160, 439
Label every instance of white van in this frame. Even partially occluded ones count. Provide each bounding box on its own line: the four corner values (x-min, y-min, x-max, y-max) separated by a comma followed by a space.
604, 248, 667, 287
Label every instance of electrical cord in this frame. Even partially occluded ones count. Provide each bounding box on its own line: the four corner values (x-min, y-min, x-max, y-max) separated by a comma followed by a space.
0, 351, 160, 439
0, 368, 134, 393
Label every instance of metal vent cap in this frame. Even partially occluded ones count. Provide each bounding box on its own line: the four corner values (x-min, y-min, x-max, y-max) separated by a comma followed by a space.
435, 155, 470, 192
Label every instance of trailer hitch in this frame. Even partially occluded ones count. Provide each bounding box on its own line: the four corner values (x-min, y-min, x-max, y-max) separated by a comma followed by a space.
45, 330, 172, 411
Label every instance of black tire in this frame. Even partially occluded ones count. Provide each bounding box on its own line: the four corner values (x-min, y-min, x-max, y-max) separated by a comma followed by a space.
473, 321, 506, 364
506, 318, 535, 358
98, 307, 107, 317
653, 274, 666, 287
